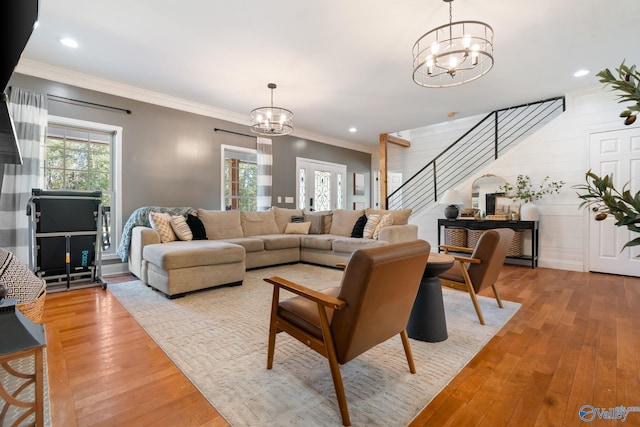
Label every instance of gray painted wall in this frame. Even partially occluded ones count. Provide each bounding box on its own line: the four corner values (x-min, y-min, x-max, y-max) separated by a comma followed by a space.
8, 73, 371, 221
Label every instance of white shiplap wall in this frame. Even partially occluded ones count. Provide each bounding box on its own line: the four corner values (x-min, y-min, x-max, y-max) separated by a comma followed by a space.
383, 85, 631, 272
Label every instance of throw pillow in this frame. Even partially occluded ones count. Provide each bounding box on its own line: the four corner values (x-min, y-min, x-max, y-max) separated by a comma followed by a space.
290, 215, 305, 223
149, 211, 177, 243
186, 213, 208, 240
365, 208, 412, 225
170, 215, 193, 241
362, 214, 381, 239
284, 221, 312, 234
350, 214, 368, 238
372, 213, 393, 239
303, 213, 325, 234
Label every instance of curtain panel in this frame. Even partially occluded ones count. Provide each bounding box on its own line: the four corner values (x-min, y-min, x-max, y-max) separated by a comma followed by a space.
0, 87, 48, 264
257, 137, 272, 211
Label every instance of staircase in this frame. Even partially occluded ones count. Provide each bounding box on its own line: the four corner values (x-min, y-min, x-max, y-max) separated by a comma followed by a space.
386, 96, 565, 213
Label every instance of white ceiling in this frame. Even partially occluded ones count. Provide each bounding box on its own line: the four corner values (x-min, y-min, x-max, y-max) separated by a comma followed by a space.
19, 0, 640, 150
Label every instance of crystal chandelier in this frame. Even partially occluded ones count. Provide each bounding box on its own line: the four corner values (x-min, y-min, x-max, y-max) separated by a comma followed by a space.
412, 0, 494, 88
250, 83, 293, 136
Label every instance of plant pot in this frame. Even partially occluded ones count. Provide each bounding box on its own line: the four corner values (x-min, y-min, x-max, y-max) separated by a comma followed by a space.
520, 202, 539, 221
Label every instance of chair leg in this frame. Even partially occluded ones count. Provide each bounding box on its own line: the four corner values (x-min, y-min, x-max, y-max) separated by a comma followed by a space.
317, 302, 351, 426
491, 284, 504, 308
400, 330, 416, 374
460, 268, 485, 325
267, 287, 280, 369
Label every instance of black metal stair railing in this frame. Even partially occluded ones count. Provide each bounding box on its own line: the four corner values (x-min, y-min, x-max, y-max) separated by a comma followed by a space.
386, 96, 565, 213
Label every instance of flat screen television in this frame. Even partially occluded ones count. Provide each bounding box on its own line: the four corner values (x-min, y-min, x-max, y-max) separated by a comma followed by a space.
0, 0, 39, 165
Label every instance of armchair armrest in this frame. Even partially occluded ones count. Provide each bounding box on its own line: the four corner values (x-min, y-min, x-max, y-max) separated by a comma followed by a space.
439, 244, 473, 254
264, 276, 347, 310
450, 255, 482, 265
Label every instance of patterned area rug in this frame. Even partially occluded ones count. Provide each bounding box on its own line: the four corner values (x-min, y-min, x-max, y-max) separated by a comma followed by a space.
109, 263, 521, 427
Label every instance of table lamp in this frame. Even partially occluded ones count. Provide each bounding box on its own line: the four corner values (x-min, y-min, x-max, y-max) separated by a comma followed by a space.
440, 189, 465, 220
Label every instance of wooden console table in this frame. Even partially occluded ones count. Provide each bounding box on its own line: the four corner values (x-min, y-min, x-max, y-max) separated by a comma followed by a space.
437, 218, 539, 269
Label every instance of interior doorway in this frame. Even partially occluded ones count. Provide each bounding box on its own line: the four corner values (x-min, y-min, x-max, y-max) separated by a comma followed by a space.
296, 158, 346, 211
588, 127, 640, 276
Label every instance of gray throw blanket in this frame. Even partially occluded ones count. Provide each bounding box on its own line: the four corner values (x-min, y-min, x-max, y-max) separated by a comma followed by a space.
117, 206, 193, 261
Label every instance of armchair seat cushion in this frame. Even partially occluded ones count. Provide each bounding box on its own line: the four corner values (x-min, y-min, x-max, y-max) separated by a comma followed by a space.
278, 287, 340, 339
437, 261, 465, 282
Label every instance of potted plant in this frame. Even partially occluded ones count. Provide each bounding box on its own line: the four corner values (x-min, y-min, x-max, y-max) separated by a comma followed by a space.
573, 170, 640, 252
499, 175, 565, 220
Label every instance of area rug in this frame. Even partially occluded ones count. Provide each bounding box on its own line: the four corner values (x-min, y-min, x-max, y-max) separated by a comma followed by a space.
109, 263, 520, 427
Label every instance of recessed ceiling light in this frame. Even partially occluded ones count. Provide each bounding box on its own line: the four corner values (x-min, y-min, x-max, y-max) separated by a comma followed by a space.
574, 69, 589, 77
349, 127, 357, 133
60, 38, 78, 48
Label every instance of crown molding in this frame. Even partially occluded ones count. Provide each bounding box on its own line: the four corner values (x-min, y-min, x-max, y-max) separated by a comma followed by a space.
15, 59, 373, 154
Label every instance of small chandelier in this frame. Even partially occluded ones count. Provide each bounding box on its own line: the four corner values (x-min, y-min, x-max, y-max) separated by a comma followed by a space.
250, 83, 293, 136
412, 0, 494, 88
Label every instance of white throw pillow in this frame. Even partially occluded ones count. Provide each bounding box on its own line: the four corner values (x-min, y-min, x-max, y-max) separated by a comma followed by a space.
149, 211, 177, 243
362, 214, 380, 239
372, 213, 393, 240
284, 221, 312, 234
170, 215, 193, 241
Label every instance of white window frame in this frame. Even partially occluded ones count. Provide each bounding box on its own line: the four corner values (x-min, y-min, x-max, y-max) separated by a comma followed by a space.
46, 115, 123, 261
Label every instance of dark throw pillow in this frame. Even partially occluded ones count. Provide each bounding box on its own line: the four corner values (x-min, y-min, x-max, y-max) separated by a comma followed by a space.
290, 215, 305, 223
350, 214, 368, 238
186, 213, 208, 240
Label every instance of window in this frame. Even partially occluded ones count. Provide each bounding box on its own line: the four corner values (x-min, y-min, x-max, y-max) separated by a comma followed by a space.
222, 145, 257, 211
43, 116, 122, 255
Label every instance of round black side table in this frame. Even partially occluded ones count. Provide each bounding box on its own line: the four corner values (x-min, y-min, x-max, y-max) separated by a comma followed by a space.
407, 252, 454, 342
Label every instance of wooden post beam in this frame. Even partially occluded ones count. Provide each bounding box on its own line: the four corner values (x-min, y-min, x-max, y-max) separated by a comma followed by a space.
378, 133, 411, 210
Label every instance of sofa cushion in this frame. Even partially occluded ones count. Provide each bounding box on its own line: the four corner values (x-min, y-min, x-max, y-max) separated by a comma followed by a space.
186, 213, 207, 240
257, 234, 301, 250
144, 241, 245, 270
330, 209, 364, 236
365, 208, 412, 225
241, 210, 279, 236
332, 238, 389, 254
271, 206, 304, 233
197, 209, 243, 240
170, 215, 193, 241
220, 237, 265, 253
285, 222, 311, 234
300, 234, 335, 250
149, 212, 177, 243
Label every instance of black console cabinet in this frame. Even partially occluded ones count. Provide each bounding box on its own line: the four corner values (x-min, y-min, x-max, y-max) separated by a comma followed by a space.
437, 218, 539, 268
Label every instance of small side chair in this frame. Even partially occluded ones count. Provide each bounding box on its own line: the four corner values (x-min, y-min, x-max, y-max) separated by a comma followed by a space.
438, 228, 514, 325
263, 240, 431, 426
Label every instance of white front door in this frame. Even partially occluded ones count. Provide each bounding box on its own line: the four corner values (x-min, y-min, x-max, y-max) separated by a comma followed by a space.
588, 127, 640, 276
296, 158, 347, 211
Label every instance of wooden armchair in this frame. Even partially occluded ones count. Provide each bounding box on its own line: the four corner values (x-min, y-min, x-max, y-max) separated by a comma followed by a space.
263, 240, 431, 426
438, 228, 514, 325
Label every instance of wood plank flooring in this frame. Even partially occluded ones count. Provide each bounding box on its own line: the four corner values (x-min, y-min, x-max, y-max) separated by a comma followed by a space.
41, 266, 640, 426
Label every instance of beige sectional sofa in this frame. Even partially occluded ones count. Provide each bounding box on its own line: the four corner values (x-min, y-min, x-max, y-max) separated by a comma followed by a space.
128, 206, 417, 298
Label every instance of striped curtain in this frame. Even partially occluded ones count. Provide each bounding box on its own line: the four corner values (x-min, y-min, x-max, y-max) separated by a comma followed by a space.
0, 88, 48, 264
256, 137, 272, 211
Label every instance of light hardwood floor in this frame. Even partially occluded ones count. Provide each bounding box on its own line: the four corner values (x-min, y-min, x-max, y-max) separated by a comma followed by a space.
42, 265, 640, 426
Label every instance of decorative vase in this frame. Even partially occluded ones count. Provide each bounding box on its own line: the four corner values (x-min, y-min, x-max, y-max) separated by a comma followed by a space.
520, 202, 539, 221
